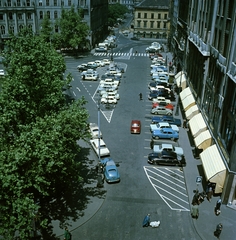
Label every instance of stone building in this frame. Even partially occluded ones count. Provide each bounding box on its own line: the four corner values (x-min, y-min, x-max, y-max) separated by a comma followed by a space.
133, 0, 170, 40
171, 0, 236, 207
0, 0, 108, 49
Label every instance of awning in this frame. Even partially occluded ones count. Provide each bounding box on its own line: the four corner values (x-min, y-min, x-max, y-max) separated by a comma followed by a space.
188, 113, 207, 137
194, 130, 212, 150
182, 94, 196, 111
175, 71, 187, 89
185, 105, 199, 120
200, 144, 226, 193
180, 87, 192, 101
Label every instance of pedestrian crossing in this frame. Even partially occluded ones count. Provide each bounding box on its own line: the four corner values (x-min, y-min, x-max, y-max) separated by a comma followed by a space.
93, 52, 150, 57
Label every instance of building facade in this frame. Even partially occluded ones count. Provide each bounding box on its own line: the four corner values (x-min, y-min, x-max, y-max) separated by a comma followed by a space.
133, 0, 170, 40
171, 0, 236, 207
0, 0, 108, 49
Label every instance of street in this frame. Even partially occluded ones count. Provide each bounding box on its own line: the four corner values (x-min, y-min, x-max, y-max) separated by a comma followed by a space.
61, 34, 200, 239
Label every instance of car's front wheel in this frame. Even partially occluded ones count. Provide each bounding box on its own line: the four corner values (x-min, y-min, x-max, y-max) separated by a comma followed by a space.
155, 136, 160, 140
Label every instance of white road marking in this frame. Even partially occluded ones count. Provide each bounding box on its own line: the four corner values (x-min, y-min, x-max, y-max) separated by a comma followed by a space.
76, 87, 80, 92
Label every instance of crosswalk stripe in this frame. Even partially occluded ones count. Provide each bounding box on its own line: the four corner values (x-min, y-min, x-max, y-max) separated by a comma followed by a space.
93, 52, 149, 57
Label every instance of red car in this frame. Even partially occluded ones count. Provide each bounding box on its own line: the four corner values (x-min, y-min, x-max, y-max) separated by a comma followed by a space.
130, 120, 141, 134
152, 102, 174, 111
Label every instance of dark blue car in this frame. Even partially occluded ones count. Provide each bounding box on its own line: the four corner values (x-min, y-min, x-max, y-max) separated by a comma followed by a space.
151, 115, 182, 126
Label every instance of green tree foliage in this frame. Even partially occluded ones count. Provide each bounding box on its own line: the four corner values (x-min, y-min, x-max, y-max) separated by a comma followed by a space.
40, 15, 53, 43
58, 5, 89, 49
0, 28, 92, 239
108, 3, 128, 26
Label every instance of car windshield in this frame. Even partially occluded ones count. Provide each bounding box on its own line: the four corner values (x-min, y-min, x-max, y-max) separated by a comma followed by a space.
132, 123, 139, 127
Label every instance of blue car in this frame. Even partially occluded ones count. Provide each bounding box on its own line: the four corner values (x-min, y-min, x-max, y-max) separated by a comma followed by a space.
101, 158, 120, 183
152, 128, 179, 141
151, 115, 182, 126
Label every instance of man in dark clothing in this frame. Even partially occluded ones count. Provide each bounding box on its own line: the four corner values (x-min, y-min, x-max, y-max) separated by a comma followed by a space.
214, 223, 223, 238
64, 227, 71, 240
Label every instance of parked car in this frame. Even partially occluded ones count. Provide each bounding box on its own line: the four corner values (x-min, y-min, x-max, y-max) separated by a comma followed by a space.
147, 151, 186, 166
152, 96, 171, 104
152, 128, 179, 141
152, 102, 174, 111
150, 122, 179, 133
151, 115, 182, 126
82, 73, 98, 81
101, 95, 117, 104
99, 88, 118, 96
87, 62, 98, 69
100, 78, 119, 87
95, 47, 107, 53
153, 143, 184, 159
151, 106, 173, 115
94, 60, 105, 67
130, 120, 141, 134
103, 59, 111, 65
89, 123, 102, 139
90, 139, 110, 157
77, 63, 88, 72
102, 91, 120, 100
101, 158, 120, 183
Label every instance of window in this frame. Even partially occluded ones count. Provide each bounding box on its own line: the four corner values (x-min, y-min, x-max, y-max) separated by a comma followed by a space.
19, 24, 24, 32
144, 13, 147, 19
7, 0, 11, 7
27, 13, 31, 19
164, 13, 168, 19
143, 21, 147, 28
9, 25, 14, 34
0, 25, 5, 35
54, 0, 57, 6
54, 11, 58, 19
0, 14, 3, 20
46, 0, 49, 6
28, 24, 32, 31
17, 0, 21, 6
138, 12, 141, 18
150, 21, 154, 28
158, 13, 161, 19
39, 0, 42, 6
26, 0, 30, 6
151, 13, 154, 19
39, 11, 43, 19
61, 0, 64, 6
47, 11, 50, 19
157, 21, 161, 28
9, 12, 13, 20
55, 25, 59, 33
68, 0, 71, 6
18, 13, 22, 20
137, 20, 141, 27
163, 22, 167, 28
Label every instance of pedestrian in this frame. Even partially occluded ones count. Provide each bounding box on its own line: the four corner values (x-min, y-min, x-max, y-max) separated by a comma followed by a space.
214, 223, 223, 239
183, 119, 187, 128
64, 227, 72, 240
215, 198, 222, 216
191, 204, 199, 219
150, 139, 154, 149
142, 214, 150, 227
207, 187, 213, 202
139, 93, 143, 100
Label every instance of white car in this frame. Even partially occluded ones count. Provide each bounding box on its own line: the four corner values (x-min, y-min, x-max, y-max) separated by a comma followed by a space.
99, 82, 118, 90
101, 95, 117, 104
90, 139, 110, 157
152, 97, 171, 104
95, 60, 105, 67
99, 87, 117, 96
100, 78, 119, 87
82, 73, 98, 81
150, 122, 179, 133
103, 59, 111, 65
89, 123, 102, 139
102, 91, 120, 100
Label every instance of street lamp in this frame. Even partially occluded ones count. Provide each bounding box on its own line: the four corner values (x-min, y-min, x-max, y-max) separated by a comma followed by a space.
175, 71, 182, 116
97, 97, 101, 162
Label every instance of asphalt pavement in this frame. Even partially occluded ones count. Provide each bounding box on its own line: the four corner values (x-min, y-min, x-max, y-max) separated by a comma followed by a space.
53, 44, 236, 240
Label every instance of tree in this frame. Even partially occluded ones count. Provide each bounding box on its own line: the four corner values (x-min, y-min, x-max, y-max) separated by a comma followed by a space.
58, 5, 89, 50
40, 15, 53, 44
108, 3, 128, 27
0, 28, 94, 239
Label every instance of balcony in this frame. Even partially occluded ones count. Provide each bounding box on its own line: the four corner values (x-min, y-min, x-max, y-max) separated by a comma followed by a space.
227, 62, 236, 82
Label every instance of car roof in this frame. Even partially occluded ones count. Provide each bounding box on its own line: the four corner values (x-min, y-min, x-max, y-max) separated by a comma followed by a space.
161, 150, 177, 157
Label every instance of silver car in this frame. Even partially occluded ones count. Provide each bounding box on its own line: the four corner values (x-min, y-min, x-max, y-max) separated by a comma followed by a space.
151, 107, 173, 115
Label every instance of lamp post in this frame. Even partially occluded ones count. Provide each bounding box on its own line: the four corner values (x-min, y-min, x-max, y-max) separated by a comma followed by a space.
97, 97, 101, 162
175, 71, 182, 116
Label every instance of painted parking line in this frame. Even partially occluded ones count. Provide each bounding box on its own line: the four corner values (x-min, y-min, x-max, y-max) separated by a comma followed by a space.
144, 166, 190, 211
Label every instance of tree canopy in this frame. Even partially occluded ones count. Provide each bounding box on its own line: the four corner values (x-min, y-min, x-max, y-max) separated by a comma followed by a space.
108, 3, 128, 27
0, 29, 93, 239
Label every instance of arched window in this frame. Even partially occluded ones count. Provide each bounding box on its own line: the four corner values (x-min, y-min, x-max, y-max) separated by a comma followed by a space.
55, 25, 59, 32
0, 25, 5, 35
47, 11, 50, 19
9, 25, 14, 34
19, 24, 24, 32
39, 11, 43, 19
54, 11, 58, 19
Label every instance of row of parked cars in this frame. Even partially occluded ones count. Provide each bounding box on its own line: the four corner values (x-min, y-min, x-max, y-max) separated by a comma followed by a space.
144, 52, 186, 167
89, 123, 120, 183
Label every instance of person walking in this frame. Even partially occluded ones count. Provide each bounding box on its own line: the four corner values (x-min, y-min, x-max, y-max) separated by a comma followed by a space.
64, 227, 72, 240
191, 204, 199, 219
214, 223, 223, 239
142, 214, 150, 227
215, 198, 222, 216
206, 187, 213, 202
139, 93, 143, 101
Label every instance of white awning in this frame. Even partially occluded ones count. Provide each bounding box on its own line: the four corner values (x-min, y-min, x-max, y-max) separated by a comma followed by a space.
182, 94, 196, 111
180, 87, 192, 101
188, 113, 207, 137
185, 105, 199, 120
200, 144, 226, 193
175, 71, 187, 89
194, 130, 212, 150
